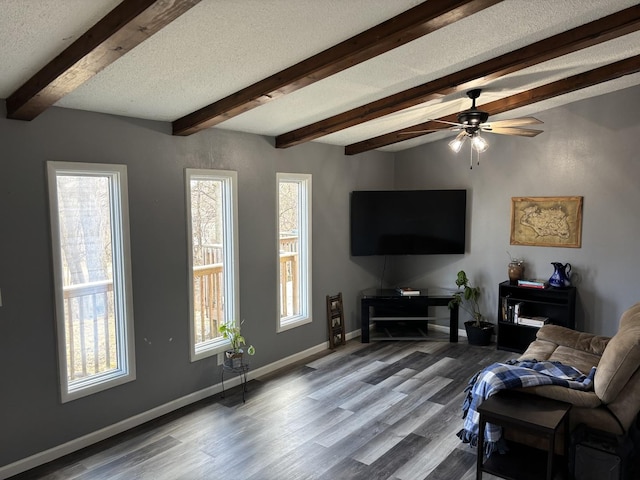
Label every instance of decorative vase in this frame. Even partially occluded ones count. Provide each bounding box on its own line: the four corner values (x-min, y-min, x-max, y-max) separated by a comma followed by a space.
224, 351, 243, 368
508, 261, 525, 285
549, 262, 572, 288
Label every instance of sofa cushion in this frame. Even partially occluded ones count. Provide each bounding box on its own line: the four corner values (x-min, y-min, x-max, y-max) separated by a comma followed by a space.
520, 326, 607, 375
519, 338, 559, 362
619, 301, 640, 330
547, 345, 602, 376
536, 325, 609, 355
594, 303, 640, 404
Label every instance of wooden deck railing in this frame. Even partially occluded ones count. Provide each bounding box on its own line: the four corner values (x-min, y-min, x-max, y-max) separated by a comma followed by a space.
279, 251, 298, 317
279, 235, 299, 318
62, 238, 300, 376
279, 235, 298, 253
63, 279, 115, 381
193, 263, 223, 343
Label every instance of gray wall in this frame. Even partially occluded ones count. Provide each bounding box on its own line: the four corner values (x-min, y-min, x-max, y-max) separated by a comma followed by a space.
0, 104, 391, 468
1, 83, 639, 469
390, 84, 640, 337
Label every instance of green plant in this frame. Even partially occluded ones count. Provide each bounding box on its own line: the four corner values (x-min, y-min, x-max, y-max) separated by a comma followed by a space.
448, 270, 484, 327
219, 321, 256, 355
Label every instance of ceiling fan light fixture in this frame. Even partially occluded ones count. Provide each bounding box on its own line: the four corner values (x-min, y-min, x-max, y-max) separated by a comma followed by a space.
448, 132, 466, 153
471, 133, 488, 153
422, 89, 542, 166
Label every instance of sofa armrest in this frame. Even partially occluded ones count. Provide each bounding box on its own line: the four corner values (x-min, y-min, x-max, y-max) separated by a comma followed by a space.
517, 385, 602, 408
535, 324, 610, 356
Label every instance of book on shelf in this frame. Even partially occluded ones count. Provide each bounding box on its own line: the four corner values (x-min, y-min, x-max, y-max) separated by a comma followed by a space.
517, 279, 549, 289
516, 316, 550, 327
396, 287, 420, 296
501, 295, 510, 322
513, 301, 524, 323
503, 300, 524, 323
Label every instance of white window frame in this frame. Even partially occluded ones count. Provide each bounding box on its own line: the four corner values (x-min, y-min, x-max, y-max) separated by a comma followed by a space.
277, 173, 312, 332
186, 169, 239, 361
47, 161, 136, 403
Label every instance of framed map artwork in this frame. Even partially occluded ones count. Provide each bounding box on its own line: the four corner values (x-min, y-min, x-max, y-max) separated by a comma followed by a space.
510, 196, 583, 248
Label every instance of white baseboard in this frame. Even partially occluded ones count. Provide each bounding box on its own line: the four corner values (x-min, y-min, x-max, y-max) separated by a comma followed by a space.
430, 322, 467, 339
0, 329, 361, 479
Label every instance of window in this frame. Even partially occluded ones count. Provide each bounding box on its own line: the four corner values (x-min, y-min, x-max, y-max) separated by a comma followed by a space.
186, 169, 239, 360
47, 162, 135, 402
277, 173, 312, 331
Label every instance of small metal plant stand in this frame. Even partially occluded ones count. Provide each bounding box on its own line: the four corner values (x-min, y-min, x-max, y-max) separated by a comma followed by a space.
221, 363, 250, 403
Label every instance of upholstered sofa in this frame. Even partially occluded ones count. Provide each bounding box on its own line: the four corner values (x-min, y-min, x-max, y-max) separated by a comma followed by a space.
516, 302, 640, 437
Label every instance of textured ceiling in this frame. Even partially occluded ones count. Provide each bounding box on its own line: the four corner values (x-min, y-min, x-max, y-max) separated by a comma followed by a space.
1, 0, 640, 153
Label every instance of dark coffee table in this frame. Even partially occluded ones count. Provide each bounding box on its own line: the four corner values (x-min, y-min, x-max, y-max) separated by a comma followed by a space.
477, 390, 571, 480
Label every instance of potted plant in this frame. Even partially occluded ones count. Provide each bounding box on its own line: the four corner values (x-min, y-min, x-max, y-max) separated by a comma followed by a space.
448, 270, 494, 346
220, 321, 256, 368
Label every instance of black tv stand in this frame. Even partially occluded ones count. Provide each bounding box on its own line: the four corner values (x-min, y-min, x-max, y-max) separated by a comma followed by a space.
360, 289, 458, 343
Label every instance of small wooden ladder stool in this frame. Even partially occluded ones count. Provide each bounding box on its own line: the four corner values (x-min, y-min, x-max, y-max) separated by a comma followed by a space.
326, 292, 346, 349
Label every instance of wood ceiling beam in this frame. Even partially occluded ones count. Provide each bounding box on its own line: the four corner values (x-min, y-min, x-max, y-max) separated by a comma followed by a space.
277, 5, 640, 149
171, 0, 502, 136
344, 55, 640, 155
6, 0, 201, 121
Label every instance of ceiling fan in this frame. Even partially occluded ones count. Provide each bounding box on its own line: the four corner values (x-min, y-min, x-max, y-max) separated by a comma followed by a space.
406, 89, 544, 168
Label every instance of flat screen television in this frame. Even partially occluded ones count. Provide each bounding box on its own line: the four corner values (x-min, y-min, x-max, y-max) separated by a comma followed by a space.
350, 189, 467, 256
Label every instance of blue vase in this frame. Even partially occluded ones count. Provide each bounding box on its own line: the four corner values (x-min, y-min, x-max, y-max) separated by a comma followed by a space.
549, 262, 572, 288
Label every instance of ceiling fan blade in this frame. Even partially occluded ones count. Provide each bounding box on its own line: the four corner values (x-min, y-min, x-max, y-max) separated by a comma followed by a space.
484, 126, 543, 137
399, 128, 450, 135
430, 119, 464, 127
484, 117, 543, 128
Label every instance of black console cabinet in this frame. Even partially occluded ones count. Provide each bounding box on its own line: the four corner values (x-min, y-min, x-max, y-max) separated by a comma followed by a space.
360, 289, 458, 343
497, 281, 576, 353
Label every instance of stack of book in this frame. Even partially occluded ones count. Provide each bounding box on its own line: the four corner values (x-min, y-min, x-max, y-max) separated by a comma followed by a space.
517, 316, 549, 328
517, 279, 548, 289
396, 287, 420, 296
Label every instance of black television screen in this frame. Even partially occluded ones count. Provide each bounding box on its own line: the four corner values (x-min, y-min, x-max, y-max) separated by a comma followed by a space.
350, 189, 466, 256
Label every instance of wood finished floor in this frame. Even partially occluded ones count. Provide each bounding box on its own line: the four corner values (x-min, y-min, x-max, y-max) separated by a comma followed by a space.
11, 339, 518, 480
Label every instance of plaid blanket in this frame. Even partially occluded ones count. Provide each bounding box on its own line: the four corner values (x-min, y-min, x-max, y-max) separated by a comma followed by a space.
457, 360, 597, 456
